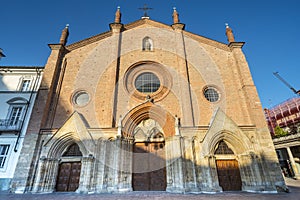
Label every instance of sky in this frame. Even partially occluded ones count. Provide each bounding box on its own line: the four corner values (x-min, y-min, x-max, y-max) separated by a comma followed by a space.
0, 0, 299, 108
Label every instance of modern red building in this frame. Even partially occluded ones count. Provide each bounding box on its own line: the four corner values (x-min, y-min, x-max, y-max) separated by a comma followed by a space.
264, 97, 300, 179
264, 97, 300, 136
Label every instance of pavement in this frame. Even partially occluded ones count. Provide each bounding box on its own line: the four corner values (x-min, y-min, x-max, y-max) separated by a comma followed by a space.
1, 178, 299, 200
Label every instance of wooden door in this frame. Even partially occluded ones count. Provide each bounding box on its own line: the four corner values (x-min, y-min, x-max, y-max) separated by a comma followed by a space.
56, 162, 81, 192
216, 159, 242, 191
133, 142, 166, 191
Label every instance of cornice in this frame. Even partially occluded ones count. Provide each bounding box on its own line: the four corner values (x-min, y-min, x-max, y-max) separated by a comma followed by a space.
228, 42, 245, 49
123, 18, 174, 31
273, 132, 300, 145
48, 44, 64, 50
66, 30, 112, 51
183, 31, 231, 52
64, 18, 234, 52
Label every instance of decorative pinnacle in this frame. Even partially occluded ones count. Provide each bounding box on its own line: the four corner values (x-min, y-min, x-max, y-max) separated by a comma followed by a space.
172, 6, 179, 24
60, 23, 69, 45
114, 6, 121, 23
225, 23, 235, 43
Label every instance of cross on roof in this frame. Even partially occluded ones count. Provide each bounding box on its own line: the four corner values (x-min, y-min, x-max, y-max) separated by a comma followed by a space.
139, 4, 153, 19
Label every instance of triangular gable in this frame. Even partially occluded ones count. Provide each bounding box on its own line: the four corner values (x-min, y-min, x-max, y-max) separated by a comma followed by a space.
66, 18, 229, 51
44, 111, 95, 155
207, 108, 243, 136
123, 18, 174, 31
201, 108, 252, 156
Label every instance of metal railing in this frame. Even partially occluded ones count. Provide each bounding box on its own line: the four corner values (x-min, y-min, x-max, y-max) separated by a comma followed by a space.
0, 119, 22, 132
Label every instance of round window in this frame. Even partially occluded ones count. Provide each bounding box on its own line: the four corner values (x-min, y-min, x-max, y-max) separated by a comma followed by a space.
124, 62, 172, 101
73, 91, 90, 106
203, 87, 220, 102
134, 72, 160, 94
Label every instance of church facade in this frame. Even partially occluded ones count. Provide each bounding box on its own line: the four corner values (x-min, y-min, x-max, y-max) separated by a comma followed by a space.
10, 8, 286, 194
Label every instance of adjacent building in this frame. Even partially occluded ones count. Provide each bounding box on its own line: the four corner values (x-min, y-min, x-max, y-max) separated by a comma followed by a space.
0, 66, 43, 191
10, 8, 286, 194
264, 97, 300, 179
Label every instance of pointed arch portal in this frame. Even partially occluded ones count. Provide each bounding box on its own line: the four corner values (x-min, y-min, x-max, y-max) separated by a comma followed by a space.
122, 101, 175, 139
215, 140, 242, 191
121, 102, 173, 190
132, 118, 167, 191
56, 143, 82, 192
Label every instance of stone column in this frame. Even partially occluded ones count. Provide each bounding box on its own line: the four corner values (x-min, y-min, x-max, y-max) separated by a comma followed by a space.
31, 157, 47, 193
118, 139, 132, 192
287, 147, 300, 179
183, 137, 199, 192
165, 136, 184, 192
104, 140, 114, 192
200, 155, 222, 192
31, 157, 59, 193
112, 138, 121, 192
238, 154, 261, 191
94, 140, 107, 193
127, 139, 134, 191
192, 138, 202, 191
77, 155, 94, 193
47, 159, 59, 193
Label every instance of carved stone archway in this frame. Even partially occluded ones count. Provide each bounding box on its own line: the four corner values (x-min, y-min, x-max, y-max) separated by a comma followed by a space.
31, 112, 95, 193
121, 101, 175, 138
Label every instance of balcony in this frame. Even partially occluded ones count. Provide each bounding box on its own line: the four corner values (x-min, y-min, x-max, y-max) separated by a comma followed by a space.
0, 119, 22, 133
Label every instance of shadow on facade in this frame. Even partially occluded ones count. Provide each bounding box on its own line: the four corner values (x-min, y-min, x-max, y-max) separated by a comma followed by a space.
7, 77, 289, 194
22, 134, 288, 194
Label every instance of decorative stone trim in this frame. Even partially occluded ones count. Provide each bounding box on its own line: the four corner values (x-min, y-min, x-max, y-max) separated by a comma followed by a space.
124, 61, 172, 102
121, 101, 175, 138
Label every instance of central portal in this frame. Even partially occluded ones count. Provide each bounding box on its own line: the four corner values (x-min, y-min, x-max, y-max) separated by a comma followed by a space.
132, 119, 167, 191
133, 142, 166, 191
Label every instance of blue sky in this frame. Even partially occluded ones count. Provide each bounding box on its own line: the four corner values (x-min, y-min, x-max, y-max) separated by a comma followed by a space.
1, 0, 299, 108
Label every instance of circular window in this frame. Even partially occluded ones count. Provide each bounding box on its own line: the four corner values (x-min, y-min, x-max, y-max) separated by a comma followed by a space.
203, 87, 220, 102
124, 62, 172, 102
73, 91, 90, 106
135, 72, 160, 94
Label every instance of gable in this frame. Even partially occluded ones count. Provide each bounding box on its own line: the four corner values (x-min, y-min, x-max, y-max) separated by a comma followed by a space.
44, 112, 95, 157
66, 18, 230, 52
201, 108, 253, 156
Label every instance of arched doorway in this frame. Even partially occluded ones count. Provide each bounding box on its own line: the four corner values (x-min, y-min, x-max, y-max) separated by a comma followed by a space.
56, 143, 82, 192
215, 140, 242, 191
132, 119, 167, 191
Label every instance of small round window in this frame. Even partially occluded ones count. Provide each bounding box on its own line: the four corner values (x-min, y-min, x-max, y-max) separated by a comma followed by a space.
203, 87, 220, 102
73, 91, 90, 106
134, 72, 160, 94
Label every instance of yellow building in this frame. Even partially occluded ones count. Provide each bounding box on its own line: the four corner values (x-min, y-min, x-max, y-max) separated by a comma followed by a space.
11, 8, 286, 194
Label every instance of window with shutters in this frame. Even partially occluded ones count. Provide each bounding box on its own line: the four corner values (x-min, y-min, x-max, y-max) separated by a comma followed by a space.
8, 106, 23, 126
20, 79, 31, 91
0, 145, 10, 168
